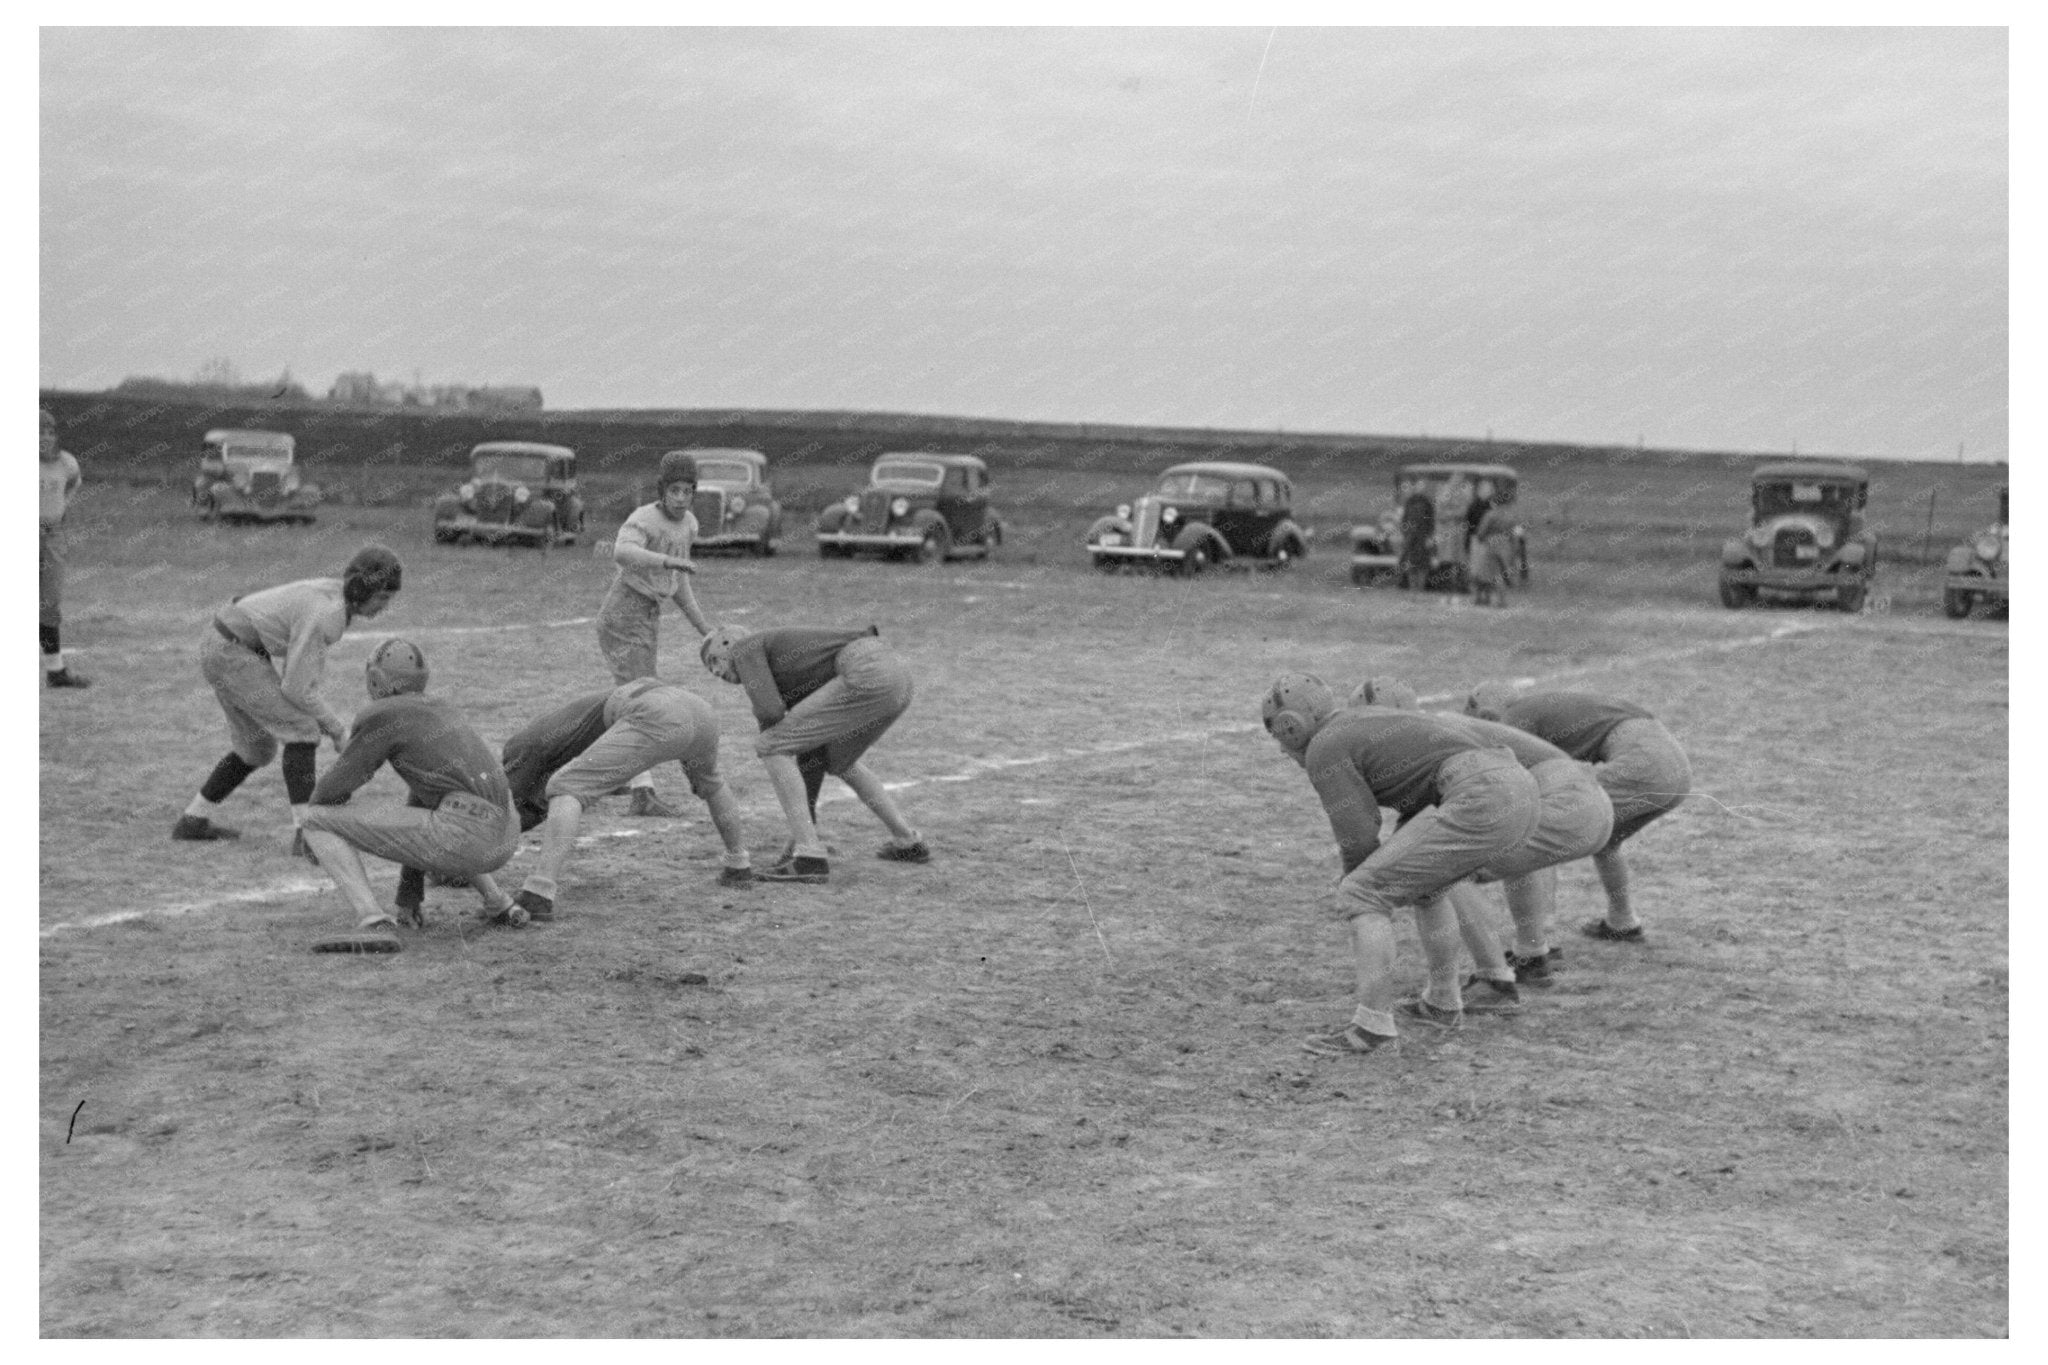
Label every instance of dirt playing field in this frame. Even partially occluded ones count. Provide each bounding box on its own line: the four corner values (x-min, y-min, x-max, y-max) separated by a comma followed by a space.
40, 480, 2007, 1337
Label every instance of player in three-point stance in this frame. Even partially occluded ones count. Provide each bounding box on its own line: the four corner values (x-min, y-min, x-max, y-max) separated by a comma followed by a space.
597, 450, 716, 818
172, 545, 404, 848
39, 407, 90, 689
700, 623, 927, 883
1466, 682, 1691, 944
299, 639, 523, 952
1262, 673, 1540, 1057
1351, 678, 1614, 1000
490, 677, 756, 923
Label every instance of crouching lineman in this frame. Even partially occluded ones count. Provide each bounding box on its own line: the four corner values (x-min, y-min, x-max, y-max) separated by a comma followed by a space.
174, 545, 403, 848
480, 677, 754, 923
1467, 683, 1691, 944
298, 640, 522, 953
700, 623, 927, 883
1262, 673, 1539, 1058
1352, 678, 1614, 1002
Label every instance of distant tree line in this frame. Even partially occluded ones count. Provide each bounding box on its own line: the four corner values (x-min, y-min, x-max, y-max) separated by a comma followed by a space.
111, 360, 541, 413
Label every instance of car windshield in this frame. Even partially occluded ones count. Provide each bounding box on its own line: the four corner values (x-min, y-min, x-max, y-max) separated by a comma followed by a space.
1753, 481, 1858, 519
1155, 472, 1232, 501
221, 450, 293, 473
473, 452, 551, 483
873, 460, 945, 487
693, 458, 757, 485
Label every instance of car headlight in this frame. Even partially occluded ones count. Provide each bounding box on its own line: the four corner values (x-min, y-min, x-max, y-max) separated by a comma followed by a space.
731, 496, 746, 514
1116, 503, 1131, 520
1162, 506, 1179, 525
459, 482, 477, 502
514, 485, 531, 504
843, 495, 859, 514
891, 496, 910, 518
1813, 523, 1834, 548
1976, 533, 2001, 561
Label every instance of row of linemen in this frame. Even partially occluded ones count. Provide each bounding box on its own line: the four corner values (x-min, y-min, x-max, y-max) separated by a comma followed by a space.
1263, 673, 1691, 1057
171, 551, 929, 950
167, 449, 930, 950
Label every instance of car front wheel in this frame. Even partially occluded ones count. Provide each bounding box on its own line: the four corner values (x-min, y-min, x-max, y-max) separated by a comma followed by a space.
1718, 580, 1755, 609
916, 523, 952, 564
1835, 581, 1867, 614
1943, 585, 1973, 619
1179, 539, 1212, 576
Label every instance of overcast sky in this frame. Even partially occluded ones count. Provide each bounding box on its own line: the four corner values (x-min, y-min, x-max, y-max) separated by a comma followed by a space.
39, 26, 2007, 461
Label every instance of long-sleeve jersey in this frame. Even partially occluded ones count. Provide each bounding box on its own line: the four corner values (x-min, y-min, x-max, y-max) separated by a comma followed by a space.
1303, 710, 1494, 872
730, 626, 878, 729
609, 502, 699, 602
214, 577, 351, 735
310, 693, 511, 812
1497, 692, 1654, 762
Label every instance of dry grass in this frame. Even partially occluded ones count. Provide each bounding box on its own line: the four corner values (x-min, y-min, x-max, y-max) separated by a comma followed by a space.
40, 487, 2005, 1337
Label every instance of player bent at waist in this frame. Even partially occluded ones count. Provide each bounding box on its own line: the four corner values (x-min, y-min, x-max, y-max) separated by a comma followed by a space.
1352, 677, 1615, 998
174, 545, 403, 849
701, 624, 927, 883
296, 640, 522, 952
1466, 681, 1692, 943
1263, 673, 1541, 1057
493, 677, 755, 922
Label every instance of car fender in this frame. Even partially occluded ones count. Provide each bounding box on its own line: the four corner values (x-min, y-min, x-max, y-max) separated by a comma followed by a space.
522, 496, 559, 529
1271, 519, 1309, 556
1944, 544, 1975, 574
1351, 523, 1395, 554
815, 503, 850, 533
1720, 538, 1751, 569
1086, 515, 1133, 545
432, 492, 463, 522
1177, 521, 1230, 561
1835, 539, 1869, 568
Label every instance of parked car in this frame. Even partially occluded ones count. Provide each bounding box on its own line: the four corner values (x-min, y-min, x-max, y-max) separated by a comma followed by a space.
432, 442, 584, 548
1943, 485, 2008, 618
1086, 461, 1309, 573
675, 447, 783, 555
815, 453, 1004, 563
192, 429, 321, 524
1349, 462, 1526, 590
1718, 461, 1875, 612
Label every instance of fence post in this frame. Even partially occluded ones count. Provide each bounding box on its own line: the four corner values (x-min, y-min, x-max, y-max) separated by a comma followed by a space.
1920, 487, 1938, 565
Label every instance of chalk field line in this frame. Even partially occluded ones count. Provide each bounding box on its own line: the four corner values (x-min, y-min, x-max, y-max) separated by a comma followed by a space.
41, 619, 1831, 938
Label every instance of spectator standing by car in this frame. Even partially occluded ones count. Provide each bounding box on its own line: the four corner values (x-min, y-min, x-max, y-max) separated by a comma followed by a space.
39, 408, 89, 689
598, 450, 717, 817
1467, 683, 1692, 944
1262, 673, 1541, 1058
1469, 496, 1518, 607
1463, 479, 1493, 562
699, 623, 927, 884
171, 545, 403, 847
1398, 481, 1436, 590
